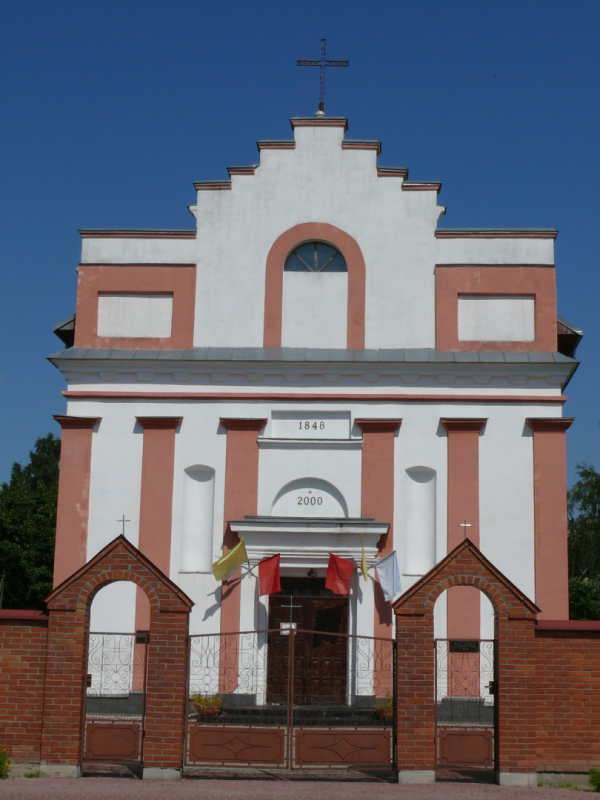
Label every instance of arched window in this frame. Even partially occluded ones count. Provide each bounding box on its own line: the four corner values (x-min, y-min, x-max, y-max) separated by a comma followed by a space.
284, 242, 347, 273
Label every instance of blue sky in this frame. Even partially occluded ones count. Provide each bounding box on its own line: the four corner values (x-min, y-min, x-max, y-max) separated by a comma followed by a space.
0, 0, 598, 484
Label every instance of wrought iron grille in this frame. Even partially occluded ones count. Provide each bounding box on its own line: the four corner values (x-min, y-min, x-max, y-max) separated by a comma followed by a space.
86, 632, 147, 719
435, 639, 495, 727
187, 629, 395, 728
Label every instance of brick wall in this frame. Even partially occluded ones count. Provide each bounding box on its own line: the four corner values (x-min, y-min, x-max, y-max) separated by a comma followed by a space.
536, 622, 600, 774
0, 611, 48, 764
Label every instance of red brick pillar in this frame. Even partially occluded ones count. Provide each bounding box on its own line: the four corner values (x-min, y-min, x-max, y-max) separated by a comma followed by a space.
497, 615, 538, 784
395, 611, 436, 782
526, 418, 574, 620
219, 419, 266, 636
142, 605, 190, 778
135, 417, 182, 630
356, 419, 402, 639
40, 607, 88, 777
52, 416, 100, 587
441, 419, 487, 639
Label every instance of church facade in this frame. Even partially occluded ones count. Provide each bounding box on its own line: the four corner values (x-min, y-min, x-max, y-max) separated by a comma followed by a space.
49, 113, 579, 648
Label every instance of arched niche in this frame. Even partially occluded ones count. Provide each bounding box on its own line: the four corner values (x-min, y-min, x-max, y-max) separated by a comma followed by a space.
180, 465, 216, 573
404, 466, 436, 576
271, 477, 348, 518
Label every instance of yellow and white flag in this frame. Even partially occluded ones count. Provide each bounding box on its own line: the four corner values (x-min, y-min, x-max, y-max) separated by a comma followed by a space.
360, 535, 368, 581
212, 539, 248, 582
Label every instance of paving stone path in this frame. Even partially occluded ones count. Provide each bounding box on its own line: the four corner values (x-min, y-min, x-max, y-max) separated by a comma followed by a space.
0, 778, 587, 800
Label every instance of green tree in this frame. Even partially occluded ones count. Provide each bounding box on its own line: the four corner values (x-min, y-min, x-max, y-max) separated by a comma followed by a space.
0, 434, 60, 609
568, 461, 600, 619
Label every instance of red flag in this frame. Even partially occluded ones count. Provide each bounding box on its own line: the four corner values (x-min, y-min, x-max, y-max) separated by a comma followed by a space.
258, 554, 281, 596
325, 553, 354, 597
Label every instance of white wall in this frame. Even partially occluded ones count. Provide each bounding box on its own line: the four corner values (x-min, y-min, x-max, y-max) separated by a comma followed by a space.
191, 125, 442, 350
282, 272, 347, 348
74, 391, 555, 635
436, 237, 554, 265
80, 238, 196, 264
458, 295, 535, 342
97, 294, 173, 338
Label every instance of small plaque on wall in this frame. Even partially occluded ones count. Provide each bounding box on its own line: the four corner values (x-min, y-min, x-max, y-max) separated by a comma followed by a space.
271, 411, 350, 440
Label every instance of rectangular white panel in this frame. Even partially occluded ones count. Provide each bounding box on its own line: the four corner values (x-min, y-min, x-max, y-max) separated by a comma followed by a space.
458, 295, 535, 342
271, 411, 350, 440
281, 272, 347, 348
97, 293, 173, 338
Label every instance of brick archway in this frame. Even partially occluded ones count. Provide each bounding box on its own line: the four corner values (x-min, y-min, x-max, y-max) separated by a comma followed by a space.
263, 222, 366, 349
393, 539, 539, 785
40, 535, 192, 778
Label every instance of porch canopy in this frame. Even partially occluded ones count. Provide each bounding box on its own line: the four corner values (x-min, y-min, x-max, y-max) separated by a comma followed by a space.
229, 516, 388, 571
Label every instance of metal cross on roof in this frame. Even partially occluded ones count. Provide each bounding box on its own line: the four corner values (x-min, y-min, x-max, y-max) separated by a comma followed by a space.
117, 514, 130, 537
297, 38, 349, 115
459, 519, 472, 541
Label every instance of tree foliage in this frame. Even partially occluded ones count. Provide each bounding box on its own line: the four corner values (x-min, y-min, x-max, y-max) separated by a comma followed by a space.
568, 461, 600, 619
0, 434, 60, 609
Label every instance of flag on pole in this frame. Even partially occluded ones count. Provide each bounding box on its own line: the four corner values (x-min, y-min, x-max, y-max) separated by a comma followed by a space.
325, 553, 354, 597
360, 536, 368, 581
258, 554, 281, 596
212, 539, 248, 582
374, 551, 401, 601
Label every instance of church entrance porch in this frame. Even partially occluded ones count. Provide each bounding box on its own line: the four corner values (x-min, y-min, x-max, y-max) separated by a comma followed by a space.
185, 624, 395, 771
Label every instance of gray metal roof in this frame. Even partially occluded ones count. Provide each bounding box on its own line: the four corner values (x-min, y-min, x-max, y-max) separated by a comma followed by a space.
557, 314, 584, 336
47, 346, 578, 365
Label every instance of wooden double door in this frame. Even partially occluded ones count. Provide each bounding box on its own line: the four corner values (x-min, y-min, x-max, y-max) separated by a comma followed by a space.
267, 578, 348, 706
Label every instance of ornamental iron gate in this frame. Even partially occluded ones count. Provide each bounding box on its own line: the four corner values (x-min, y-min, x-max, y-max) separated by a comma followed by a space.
186, 629, 395, 770
82, 632, 148, 763
435, 639, 496, 770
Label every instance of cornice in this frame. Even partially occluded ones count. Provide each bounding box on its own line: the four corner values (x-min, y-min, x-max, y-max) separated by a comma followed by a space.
220, 418, 267, 432
436, 228, 558, 239
53, 415, 101, 429
440, 418, 487, 433
136, 416, 183, 430
356, 419, 402, 433
79, 229, 196, 239
526, 417, 574, 433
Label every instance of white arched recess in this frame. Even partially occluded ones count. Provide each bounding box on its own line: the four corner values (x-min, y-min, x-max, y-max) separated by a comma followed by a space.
180, 465, 216, 573
404, 467, 437, 576
271, 477, 349, 518
90, 580, 137, 633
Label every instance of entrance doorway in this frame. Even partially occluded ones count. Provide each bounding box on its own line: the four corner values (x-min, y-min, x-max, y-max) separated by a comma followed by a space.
267, 578, 348, 705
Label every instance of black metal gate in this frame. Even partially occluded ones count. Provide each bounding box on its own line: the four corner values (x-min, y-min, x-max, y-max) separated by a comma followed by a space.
82, 631, 148, 764
435, 639, 496, 770
186, 628, 395, 771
